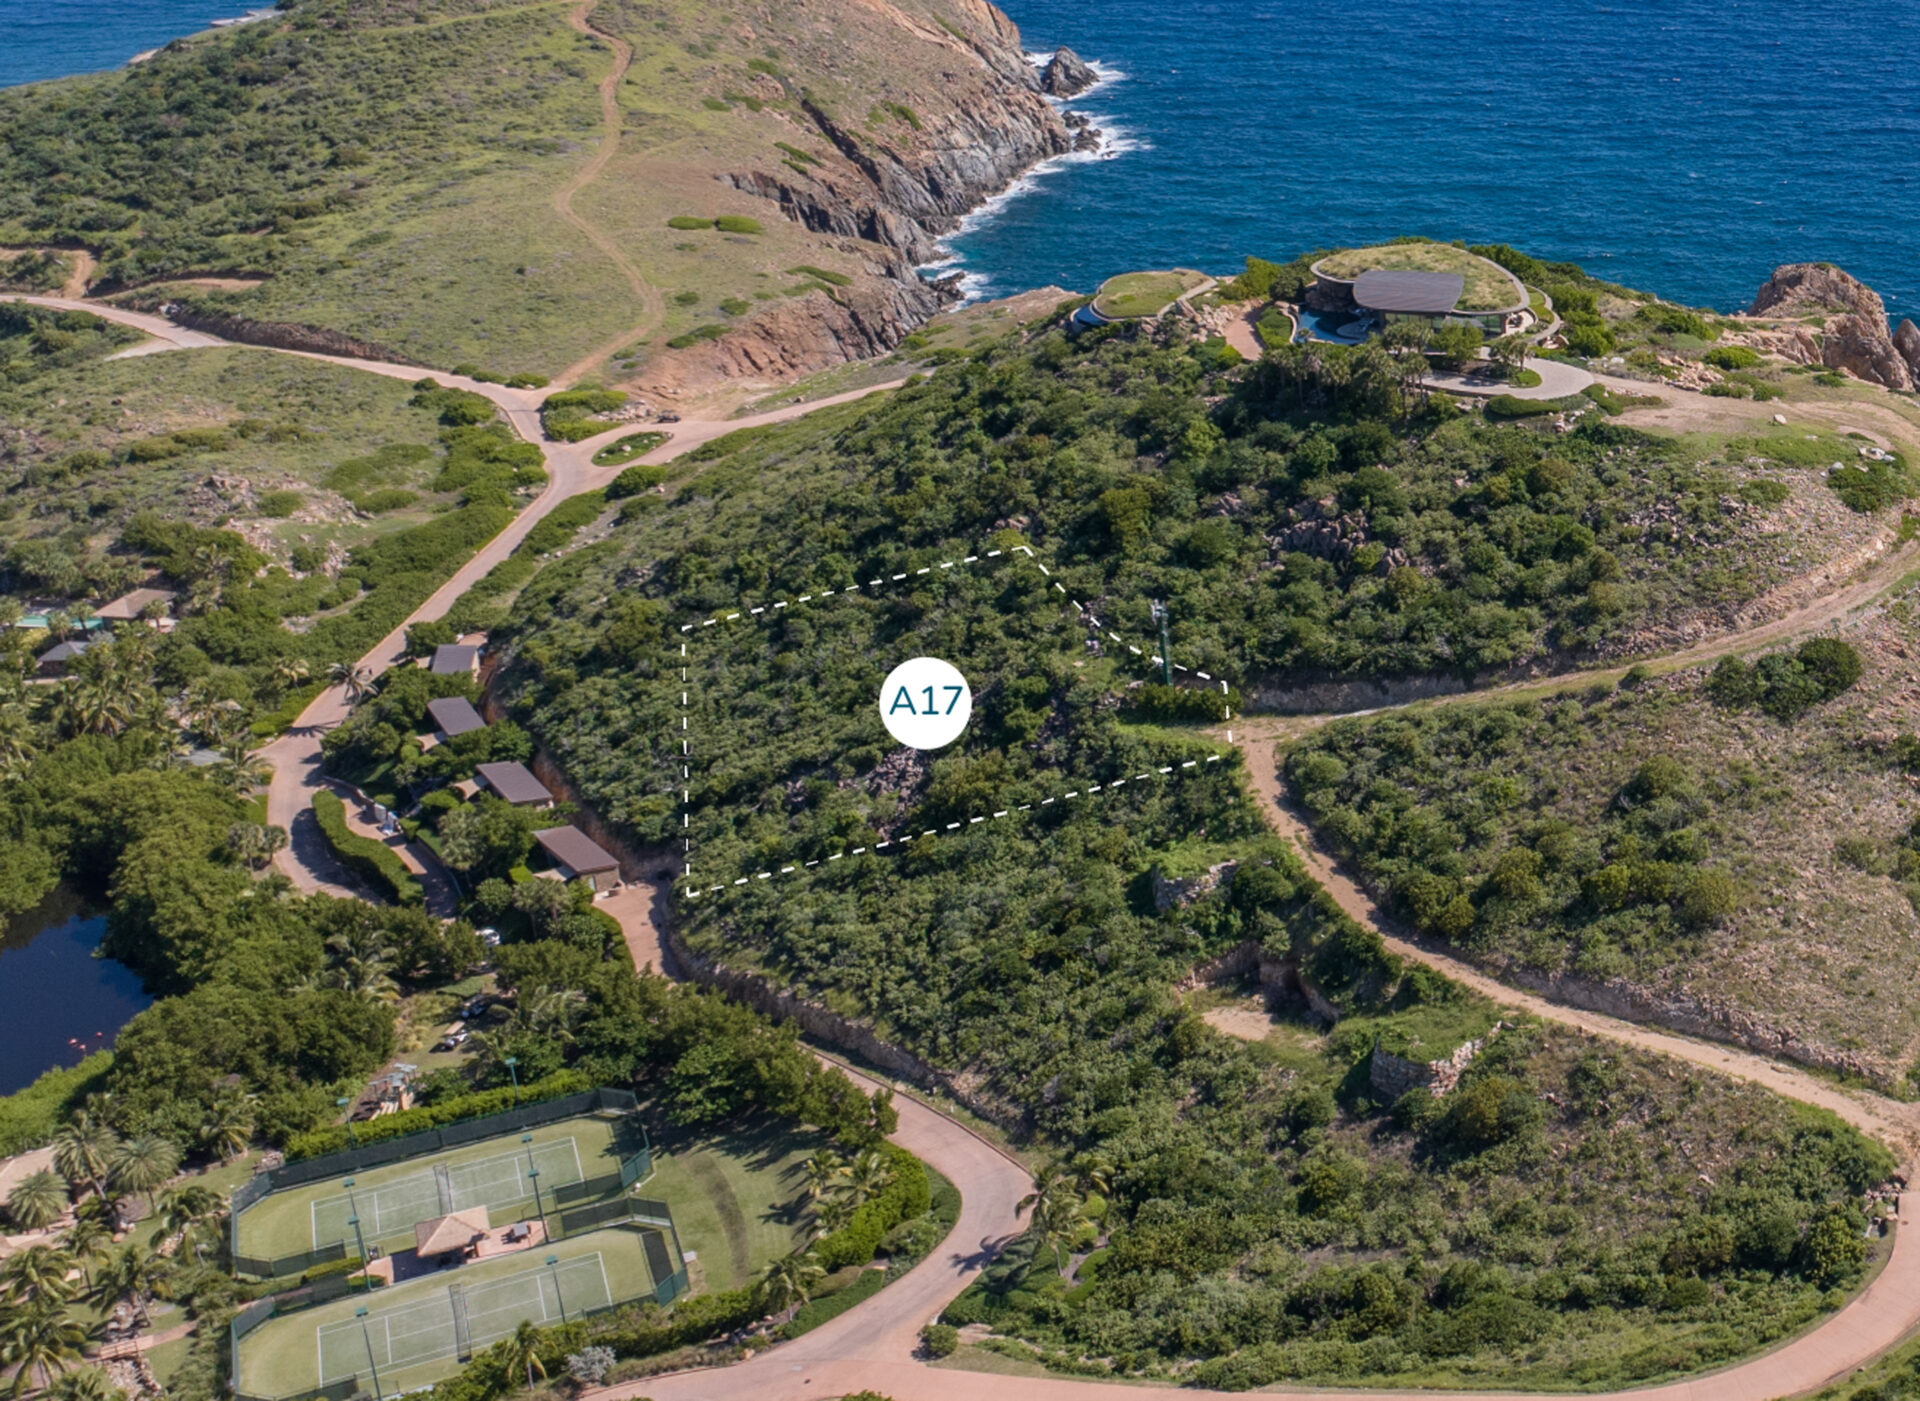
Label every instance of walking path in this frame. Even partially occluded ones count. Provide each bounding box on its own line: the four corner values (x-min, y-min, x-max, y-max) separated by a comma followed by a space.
1423, 353, 1594, 400
17, 290, 1920, 1399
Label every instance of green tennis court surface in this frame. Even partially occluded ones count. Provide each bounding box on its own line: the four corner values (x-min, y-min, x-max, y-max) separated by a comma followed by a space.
316, 1252, 610, 1383
308, 1138, 583, 1246
235, 1116, 627, 1267
237, 1226, 664, 1398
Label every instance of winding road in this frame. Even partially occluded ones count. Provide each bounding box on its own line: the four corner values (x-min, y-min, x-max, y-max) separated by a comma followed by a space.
13, 291, 1920, 1400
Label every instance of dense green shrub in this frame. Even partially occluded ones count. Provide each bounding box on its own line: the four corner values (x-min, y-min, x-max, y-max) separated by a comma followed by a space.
1828, 456, 1910, 513
1483, 393, 1554, 419
1703, 346, 1761, 370
666, 215, 711, 229
1707, 639, 1863, 720
714, 215, 763, 235
284, 1070, 591, 1159
814, 1146, 930, 1270
785, 264, 852, 288
0, 1054, 113, 1155
606, 464, 668, 498
1122, 681, 1233, 723
540, 388, 627, 442
310, 790, 424, 906
520, 491, 607, 554
780, 1269, 885, 1338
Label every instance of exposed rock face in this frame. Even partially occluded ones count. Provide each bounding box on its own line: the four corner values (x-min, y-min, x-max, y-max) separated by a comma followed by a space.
1825, 311, 1915, 392
1724, 323, 1822, 365
1748, 262, 1914, 390
1897, 318, 1920, 378
642, 1, 1083, 394
156, 304, 421, 366
1039, 46, 1100, 96
1750, 261, 1888, 319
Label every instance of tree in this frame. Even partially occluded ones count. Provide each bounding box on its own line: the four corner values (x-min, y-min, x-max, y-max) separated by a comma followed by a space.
107, 1135, 180, 1217
90, 1243, 164, 1327
510, 878, 573, 936
812, 1195, 854, 1238
50, 1119, 116, 1203
0, 1246, 79, 1306
1017, 1163, 1086, 1272
1429, 321, 1483, 369
44, 1367, 123, 1401
323, 926, 400, 1005
1489, 333, 1531, 376
157, 1186, 222, 1239
500, 1319, 547, 1389
327, 662, 380, 707
801, 1149, 847, 1203
843, 1149, 895, 1206
0, 702, 37, 781
199, 1093, 257, 1161
4, 1172, 69, 1232
757, 1250, 824, 1315
59, 1214, 112, 1291
0, 1301, 86, 1395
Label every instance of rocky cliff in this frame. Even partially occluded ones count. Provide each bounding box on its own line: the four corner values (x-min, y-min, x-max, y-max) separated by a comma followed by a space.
638, 0, 1084, 397
1746, 262, 1920, 391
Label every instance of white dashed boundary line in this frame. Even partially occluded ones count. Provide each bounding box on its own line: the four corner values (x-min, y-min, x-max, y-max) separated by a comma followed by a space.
677, 543, 1235, 901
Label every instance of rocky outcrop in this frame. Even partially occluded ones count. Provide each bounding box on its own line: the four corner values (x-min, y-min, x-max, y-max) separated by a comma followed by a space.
1896, 319, 1920, 379
1369, 1027, 1502, 1100
1824, 312, 1915, 392
1039, 47, 1099, 97
1747, 263, 1915, 391
1724, 322, 1821, 365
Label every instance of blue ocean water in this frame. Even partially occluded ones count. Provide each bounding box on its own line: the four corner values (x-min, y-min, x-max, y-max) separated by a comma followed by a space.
950, 0, 1920, 319
0, 0, 246, 88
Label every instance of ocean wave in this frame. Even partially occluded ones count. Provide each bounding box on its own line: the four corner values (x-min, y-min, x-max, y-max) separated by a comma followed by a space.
917, 120, 1146, 303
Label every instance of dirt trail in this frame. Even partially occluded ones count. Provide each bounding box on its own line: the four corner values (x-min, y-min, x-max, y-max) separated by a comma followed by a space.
552, 1, 661, 388
60, 249, 94, 299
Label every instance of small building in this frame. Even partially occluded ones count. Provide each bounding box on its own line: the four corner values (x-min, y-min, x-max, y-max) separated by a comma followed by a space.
533, 826, 621, 891
474, 761, 553, 808
35, 639, 92, 676
94, 587, 177, 628
414, 1207, 491, 1262
429, 643, 481, 678
425, 696, 487, 741
1353, 269, 1467, 323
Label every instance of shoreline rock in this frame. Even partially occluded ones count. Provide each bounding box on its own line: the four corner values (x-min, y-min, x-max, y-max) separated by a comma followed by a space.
1747, 261, 1920, 390
1039, 46, 1100, 97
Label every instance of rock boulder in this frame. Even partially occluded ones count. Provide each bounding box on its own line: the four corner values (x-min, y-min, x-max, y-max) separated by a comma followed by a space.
1039, 47, 1099, 97
1897, 318, 1920, 379
1750, 261, 1888, 319
1824, 312, 1915, 392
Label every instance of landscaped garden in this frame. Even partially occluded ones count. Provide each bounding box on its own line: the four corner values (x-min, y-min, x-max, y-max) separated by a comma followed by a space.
1091, 268, 1211, 319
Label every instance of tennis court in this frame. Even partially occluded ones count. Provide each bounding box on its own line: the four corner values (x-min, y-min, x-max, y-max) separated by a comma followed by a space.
308, 1138, 583, 1246
237, 1225, 665, 1398
316, 1252, 610, 1384
235, 1116, 631, 1269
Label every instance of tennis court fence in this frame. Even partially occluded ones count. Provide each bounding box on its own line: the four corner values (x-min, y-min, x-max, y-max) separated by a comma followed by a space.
232, 1088, 653, 1278
231, 1212, 687, 1401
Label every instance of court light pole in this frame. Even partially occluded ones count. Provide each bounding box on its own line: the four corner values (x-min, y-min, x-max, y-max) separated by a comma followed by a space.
343, 1178, 371, 1288
504, 1056, 520, 1104
521, 1134, 549, 1239
545, 1254, 567, 1323
355, 1306, 385, 1401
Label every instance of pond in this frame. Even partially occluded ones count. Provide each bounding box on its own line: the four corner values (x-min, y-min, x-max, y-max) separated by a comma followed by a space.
0, 885, 152, 1095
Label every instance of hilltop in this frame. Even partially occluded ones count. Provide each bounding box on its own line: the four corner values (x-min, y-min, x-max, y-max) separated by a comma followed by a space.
0, 0, 1080, 396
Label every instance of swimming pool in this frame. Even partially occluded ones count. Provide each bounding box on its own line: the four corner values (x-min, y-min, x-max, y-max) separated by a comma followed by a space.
1294, 307, 1374, 344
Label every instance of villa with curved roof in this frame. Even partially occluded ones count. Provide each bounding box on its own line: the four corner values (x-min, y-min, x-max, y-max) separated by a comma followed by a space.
1308, 243, 1528, 334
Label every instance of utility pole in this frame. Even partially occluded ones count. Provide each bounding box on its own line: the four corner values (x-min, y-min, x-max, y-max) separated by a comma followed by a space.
356, 1307, 386, 1401
1150, 600, 1173, 685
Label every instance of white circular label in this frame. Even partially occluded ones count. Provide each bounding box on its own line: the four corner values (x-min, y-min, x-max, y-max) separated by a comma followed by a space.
879, 657, 973, 750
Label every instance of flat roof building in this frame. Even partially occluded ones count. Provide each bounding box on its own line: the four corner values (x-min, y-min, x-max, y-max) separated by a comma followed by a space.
429, 643, 481, 677
474, 761, 553, 807
1352, 269, 1466, 315
425, 696, 487, 739
533, 826, 620, 890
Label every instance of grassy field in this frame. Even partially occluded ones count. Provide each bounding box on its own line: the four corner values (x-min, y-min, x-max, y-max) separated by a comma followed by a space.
1316, 241, 1524, 311
1092, 269, 1210, 319
639, 1114, 824, 1292
0, 348, 478, 576
234, 1115, 629, 1268
236, 1224, 660, 1398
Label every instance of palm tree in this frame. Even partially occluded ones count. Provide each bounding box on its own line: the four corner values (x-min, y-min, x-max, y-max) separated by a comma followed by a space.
757, 1250, 824, 1316
90, 1243, 163, 1327
1490, 332, 1531, 377
0, 702, 37, 782
199, 1093, 256, 1162
51, 1119, 116, 1203
1018, 1163, 1086, 1274
500, 1319, 547, 1389
801, 1149, 846, 1203
842, 1149, 894, 1206
4, 1171, 70, 1232
107, 1135, 180, 1218
45, 1366, 123, 1401
0, 1300, 86, 1395
811, 1195, 854, 1238
59, 1216, 111, 1291
327, 662, 379, 708
53, 674, 133, 740
157, 1186, 222, 1240
217, 737, 270, 794
267, 657, 311, 703
0, 1247, 78, 1306
323, 927, 400, 1005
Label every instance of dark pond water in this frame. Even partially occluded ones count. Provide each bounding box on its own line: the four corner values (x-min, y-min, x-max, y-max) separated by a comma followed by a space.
0, 886, 152, 1095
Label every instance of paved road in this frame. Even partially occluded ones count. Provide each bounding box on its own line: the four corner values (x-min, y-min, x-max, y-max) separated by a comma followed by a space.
1423, 353, 1595, 400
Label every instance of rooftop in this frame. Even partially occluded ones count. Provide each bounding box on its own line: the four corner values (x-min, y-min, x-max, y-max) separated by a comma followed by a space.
94, 587, 177, 621
430, 643, 480, 675
425, 696, 487, 737
1353, 269, 1465, 315
415, 1207, 491, 1257
475, 761, 552, 806
1313, 242, 1526, 313
534, 825, 619, 876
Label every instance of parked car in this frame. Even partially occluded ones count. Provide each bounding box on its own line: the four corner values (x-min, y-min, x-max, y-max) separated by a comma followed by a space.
433, 1029, 470, 1052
